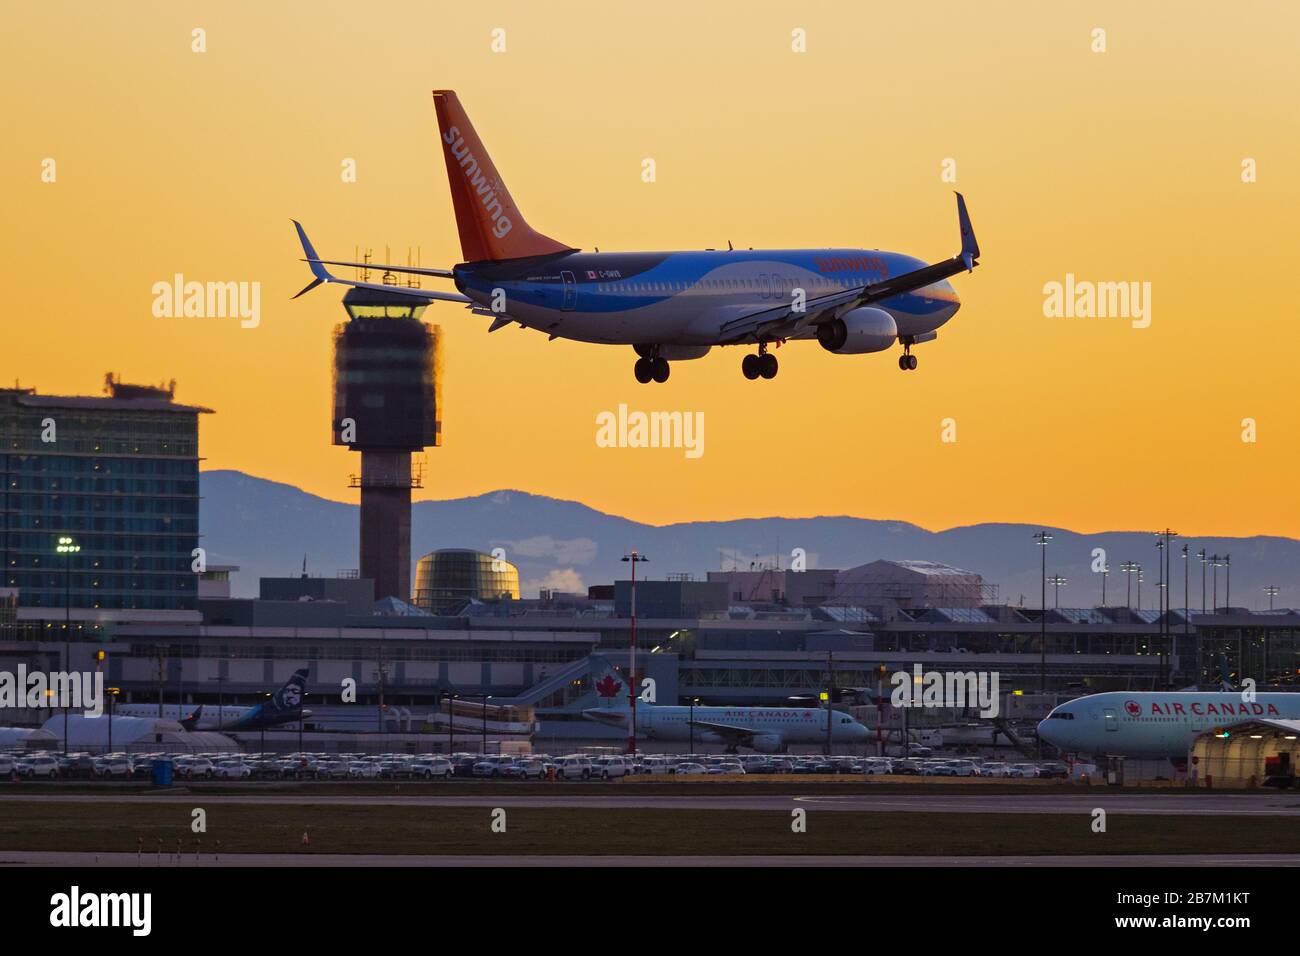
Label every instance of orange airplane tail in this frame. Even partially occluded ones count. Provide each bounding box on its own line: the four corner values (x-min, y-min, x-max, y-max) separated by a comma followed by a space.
433, 90, 574, 263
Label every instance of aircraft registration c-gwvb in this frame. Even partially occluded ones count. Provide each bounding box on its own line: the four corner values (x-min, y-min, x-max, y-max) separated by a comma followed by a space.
293, 90, 981, 383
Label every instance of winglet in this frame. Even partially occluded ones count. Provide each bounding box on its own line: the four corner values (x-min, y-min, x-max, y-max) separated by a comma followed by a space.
955, 193, 980, 271
292, 220, 335, 298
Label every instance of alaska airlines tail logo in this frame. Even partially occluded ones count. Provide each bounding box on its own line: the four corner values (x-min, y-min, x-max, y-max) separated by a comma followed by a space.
442, 126, 513, 239
595, 675, 623, 698
273, 669, 308, 711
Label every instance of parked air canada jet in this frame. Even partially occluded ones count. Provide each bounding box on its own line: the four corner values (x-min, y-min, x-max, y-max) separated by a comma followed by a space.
293, 90, 980, 383
580, 658, 869, 753
1037, 690, 1300, 762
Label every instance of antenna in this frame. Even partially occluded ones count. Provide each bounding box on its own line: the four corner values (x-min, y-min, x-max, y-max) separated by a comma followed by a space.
382, 244, 395, 285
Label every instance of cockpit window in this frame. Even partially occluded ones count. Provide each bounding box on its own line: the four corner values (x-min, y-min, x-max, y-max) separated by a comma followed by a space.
1046, 711, 1074, 720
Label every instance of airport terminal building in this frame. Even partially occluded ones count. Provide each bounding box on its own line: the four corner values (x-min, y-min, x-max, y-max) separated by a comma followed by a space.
2, 378, 1298, 751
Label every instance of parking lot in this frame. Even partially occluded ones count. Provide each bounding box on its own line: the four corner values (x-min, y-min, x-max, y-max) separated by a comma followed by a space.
0, 750, 1076, 783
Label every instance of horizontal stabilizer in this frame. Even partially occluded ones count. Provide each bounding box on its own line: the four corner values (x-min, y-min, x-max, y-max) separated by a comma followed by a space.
290, 220, 471, 304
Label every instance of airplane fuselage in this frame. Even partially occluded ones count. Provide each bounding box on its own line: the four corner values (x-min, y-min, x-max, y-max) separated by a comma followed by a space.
1037, 691, 1300, 760
455, 248, 960, 348
585, 703, 870, 751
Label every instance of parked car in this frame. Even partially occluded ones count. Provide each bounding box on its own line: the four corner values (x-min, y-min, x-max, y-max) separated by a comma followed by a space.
472, 756, 516, 778
213, 759, 252, 780
92, 755, 134, 779
670, 762, 708, 776
1007, 763, 1040, 779
595, 756, 633, 779
347, 760, 381, 779
410, 757, 455, 780
554, 756, 593, 780
1036, 762, 1069, 779
500, 757, 546, 780
16, 755, 59, 779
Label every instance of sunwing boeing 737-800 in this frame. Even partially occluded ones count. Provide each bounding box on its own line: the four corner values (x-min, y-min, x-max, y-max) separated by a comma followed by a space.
1037, 691, 1300, 762
293, 90, 980, 383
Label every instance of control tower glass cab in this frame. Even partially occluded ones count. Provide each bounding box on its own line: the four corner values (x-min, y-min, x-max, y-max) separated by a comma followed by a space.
332, 286, 442, 602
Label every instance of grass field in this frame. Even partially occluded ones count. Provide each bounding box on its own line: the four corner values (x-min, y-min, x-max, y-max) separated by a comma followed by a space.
0, 802, 1296, 856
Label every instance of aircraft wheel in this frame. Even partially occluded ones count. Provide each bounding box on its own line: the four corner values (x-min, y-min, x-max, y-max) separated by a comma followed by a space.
651, 357, 670, 383
742, 354, 761, 380
759, 353, 778, 379
634, 358, 654, 384
899, 354, 908, 370
907, 354, 918, 370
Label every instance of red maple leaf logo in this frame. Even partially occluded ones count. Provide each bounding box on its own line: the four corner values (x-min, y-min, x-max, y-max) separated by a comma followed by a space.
1124, 700, 1142, 717
595, 675, 623, 698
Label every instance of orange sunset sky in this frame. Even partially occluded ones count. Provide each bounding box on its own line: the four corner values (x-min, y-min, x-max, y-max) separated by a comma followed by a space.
2, 1, 1297, 537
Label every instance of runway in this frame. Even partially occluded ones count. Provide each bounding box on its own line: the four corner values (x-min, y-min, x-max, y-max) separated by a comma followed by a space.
4, 850, 1299, 867
2, 791, 1297, 815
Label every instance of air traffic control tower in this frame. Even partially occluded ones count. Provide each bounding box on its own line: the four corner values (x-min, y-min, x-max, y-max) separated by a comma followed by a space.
333, 286, 442, 602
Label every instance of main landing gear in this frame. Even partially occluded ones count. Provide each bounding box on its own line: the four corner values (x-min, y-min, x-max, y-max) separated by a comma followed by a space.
633, 345, 670, 384
898, 344, 918, 371
741, 342, 778, 380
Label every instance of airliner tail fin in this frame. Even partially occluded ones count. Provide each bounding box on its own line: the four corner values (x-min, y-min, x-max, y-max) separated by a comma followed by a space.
432, 90, 575, 263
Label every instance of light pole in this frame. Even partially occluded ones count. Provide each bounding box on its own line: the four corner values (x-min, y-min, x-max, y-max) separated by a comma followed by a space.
208, 671, 230, 730
1182, 544, 1192, 681
1120, 560, 1140, 609
1033, 532, 1052, 695
1155, 529, 1177, 689
1223, 553, 1231, 608
481, 694, 491, 754
1210, 554, 1221, 611
1198, 548, 1207, 613
1047, 574, 1066, 608
689, 696, 698, 756
56, 535, 80, 756
107, 687, 118, 753
1155, 535, 1165, 613
445, 691, 458, 755
621, 551, 649, 755
1100, 563, 1110, 607
1264, 586, 1280, 611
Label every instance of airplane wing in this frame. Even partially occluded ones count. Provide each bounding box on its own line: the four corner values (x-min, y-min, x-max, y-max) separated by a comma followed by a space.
715, 192, 980, 345
291, 221, 472, 303
688, 718, 768, 748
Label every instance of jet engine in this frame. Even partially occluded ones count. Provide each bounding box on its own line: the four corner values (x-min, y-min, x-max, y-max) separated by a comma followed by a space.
816, 307, 898, 354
